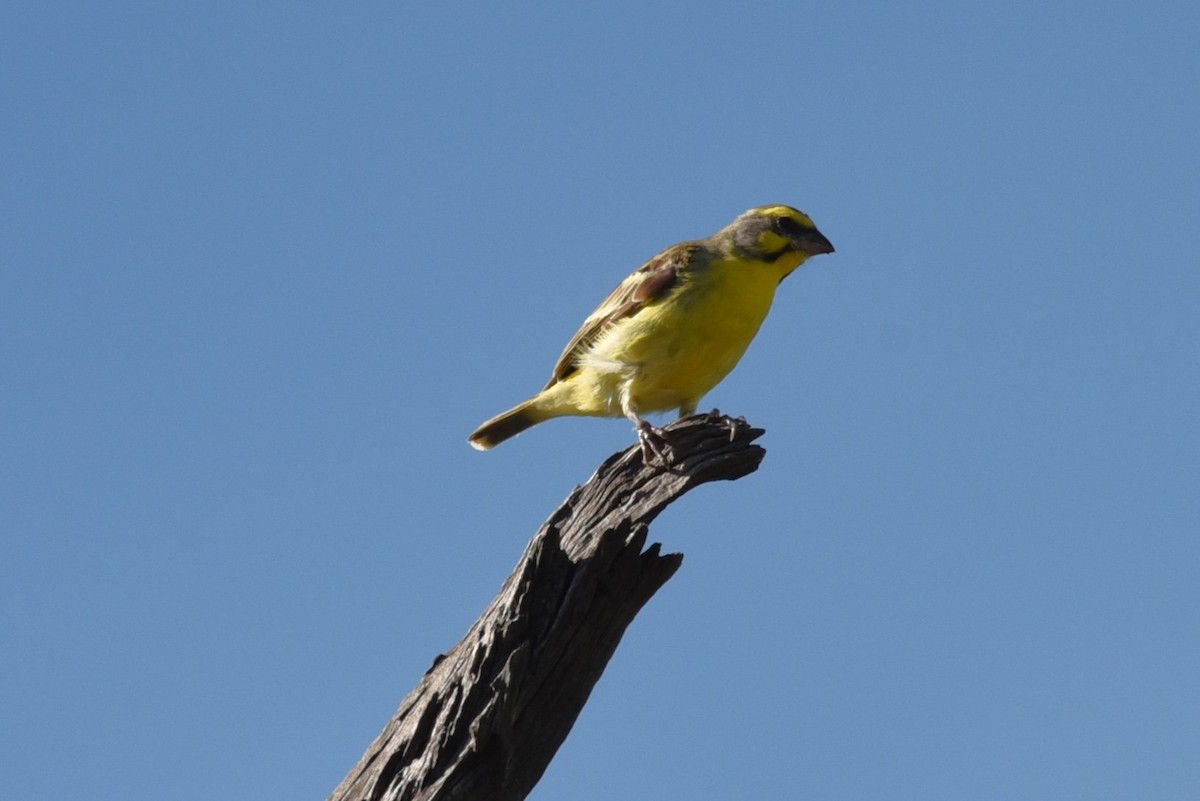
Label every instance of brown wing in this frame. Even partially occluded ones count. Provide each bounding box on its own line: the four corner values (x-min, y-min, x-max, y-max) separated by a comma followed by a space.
543, 243, 697, 388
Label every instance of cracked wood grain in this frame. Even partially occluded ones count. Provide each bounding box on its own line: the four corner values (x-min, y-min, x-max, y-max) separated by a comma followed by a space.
328, 414, 766, 801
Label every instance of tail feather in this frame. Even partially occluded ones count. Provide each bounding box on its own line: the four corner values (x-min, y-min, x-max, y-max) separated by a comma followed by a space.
468, 399, 543, 450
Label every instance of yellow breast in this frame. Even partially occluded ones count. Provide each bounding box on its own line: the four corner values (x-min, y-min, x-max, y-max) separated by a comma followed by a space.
583, 256, 789, 413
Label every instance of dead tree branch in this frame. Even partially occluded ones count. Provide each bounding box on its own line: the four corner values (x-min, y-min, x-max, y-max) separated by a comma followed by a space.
329, 414, 766, 801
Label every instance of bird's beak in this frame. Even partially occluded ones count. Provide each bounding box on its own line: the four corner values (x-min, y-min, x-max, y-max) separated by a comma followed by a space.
795, 228, 835, 257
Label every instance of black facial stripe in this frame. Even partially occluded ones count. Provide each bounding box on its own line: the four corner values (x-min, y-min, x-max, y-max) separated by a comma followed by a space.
761, 245, 792, 263
773, 215, 806, 238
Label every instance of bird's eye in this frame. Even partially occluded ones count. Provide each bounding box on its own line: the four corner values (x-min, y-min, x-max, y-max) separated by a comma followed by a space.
774, 216, 801, 237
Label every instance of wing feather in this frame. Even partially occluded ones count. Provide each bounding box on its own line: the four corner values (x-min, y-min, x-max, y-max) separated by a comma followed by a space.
543, 243, 697, 388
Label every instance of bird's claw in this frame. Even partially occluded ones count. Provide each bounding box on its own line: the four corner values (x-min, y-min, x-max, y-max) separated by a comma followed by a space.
636, 419, 672, 466
705, 408, 742, 441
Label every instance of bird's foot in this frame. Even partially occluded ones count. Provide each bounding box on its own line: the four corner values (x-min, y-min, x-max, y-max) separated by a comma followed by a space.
706, 408, 743, 441
636, 419, 672, 466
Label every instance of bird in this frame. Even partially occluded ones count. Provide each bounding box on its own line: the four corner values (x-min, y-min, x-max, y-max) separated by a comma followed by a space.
467, 204, 835, 462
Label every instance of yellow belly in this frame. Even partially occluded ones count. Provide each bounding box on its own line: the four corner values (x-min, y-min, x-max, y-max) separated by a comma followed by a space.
574, 260, 783, 415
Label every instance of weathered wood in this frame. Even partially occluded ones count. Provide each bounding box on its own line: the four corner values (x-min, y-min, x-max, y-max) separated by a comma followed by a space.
329, 414, 766, 801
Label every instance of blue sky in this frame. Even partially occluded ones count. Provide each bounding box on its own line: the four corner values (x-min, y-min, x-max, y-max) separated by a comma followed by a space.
3, 2, 1198, 799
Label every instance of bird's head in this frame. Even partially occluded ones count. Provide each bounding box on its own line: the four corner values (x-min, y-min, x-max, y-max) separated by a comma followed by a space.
718, 205, 835, 269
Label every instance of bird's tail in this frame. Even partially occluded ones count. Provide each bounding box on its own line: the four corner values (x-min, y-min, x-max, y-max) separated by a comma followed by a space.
468, 398, 545, 450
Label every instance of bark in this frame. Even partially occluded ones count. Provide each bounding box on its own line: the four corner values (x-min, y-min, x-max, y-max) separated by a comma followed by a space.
329, 414, 766, 801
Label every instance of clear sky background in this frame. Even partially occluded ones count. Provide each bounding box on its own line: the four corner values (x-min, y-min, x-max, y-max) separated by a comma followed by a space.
3, 2, 1198, 799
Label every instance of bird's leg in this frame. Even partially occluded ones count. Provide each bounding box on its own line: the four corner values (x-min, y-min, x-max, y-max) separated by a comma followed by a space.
622, 390, 670, 465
